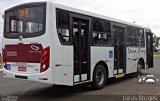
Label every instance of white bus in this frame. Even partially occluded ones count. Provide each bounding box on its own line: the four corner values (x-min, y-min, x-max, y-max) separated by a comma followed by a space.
2, 1, 153, 89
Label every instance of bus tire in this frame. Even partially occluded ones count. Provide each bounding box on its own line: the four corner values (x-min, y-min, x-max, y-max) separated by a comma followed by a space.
91, 65, 107, 90
136, 61, 143, 76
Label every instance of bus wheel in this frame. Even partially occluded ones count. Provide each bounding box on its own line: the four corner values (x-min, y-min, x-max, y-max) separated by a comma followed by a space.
91, 65, 107, 90
136, 62, 143, 76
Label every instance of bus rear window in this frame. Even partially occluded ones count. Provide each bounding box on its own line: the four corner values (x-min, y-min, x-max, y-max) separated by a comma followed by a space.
4, 3, 46, 38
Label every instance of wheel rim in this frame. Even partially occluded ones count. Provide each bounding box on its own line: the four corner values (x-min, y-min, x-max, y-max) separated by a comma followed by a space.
96, 69, 105, 85
137, 64, 142, 76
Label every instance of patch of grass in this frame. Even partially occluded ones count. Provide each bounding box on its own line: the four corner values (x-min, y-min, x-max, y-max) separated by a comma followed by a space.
153, 52, 160, 55
0, 57, 2, 64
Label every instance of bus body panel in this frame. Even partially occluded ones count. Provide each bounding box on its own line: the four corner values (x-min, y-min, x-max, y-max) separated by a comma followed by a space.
91, 47, 114, 79
50, 5, 74, 86
3, 2, 55, 84
126, 47, 146, 74
3, 66, 54, 84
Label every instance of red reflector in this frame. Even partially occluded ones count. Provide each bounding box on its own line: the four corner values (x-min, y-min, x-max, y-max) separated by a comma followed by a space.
43, 78, 48, 80
39, 78, 48, 80
55, 64, 62, 67
64, 73, 67, 76
18, 67, 26, 72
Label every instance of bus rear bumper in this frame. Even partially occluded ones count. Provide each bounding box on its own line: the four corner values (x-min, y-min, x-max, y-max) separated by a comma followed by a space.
2, 67, 55, 84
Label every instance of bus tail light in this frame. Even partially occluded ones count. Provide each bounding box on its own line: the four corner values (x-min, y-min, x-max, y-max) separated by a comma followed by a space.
40, 47, 50, 73
2, 49, 7, 69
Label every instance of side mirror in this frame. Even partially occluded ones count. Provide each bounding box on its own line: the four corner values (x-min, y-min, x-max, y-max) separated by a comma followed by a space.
2, 14, 4, 20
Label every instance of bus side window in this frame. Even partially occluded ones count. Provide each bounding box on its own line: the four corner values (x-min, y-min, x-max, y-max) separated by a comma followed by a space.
137, 29, 145, 47
92, 18, 111, 46
127, 26, 145, 47
127, 26, 138, 46
56, 9, 70, 44
58, 29, 69, 43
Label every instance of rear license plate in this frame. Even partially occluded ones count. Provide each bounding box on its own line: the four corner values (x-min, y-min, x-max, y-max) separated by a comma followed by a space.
18, 67, 26, 72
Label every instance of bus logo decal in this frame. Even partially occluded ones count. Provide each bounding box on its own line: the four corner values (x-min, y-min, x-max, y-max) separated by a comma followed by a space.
19, 36, 23, 41
31, 45, 39, 51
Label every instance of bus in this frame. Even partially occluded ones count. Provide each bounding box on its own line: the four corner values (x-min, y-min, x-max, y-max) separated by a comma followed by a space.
2, 1, 153, 89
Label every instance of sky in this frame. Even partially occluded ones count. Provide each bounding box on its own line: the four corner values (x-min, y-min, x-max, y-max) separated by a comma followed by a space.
0, 0, 160, 37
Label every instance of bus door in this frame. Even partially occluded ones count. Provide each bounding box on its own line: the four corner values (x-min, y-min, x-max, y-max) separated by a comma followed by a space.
112, 25, 126, 75
146, 30, 153, 68
70, 14, 91, 84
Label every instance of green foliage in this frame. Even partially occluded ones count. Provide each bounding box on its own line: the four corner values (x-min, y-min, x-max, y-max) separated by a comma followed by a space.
153, 52, 160, 55
0, 57, 2, 63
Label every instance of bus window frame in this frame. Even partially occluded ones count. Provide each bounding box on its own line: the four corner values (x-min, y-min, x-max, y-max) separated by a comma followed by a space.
126, 26, 145, 48
56, 9, 72, 45
4, 2, 46, 39
92, 18, 112, 47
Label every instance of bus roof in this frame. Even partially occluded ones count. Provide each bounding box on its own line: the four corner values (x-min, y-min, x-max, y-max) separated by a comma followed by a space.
6, 1, 150, 30
51, 2, 150, 30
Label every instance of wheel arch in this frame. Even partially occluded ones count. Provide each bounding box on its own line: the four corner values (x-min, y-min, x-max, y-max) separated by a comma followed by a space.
94, 60, 109, 77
